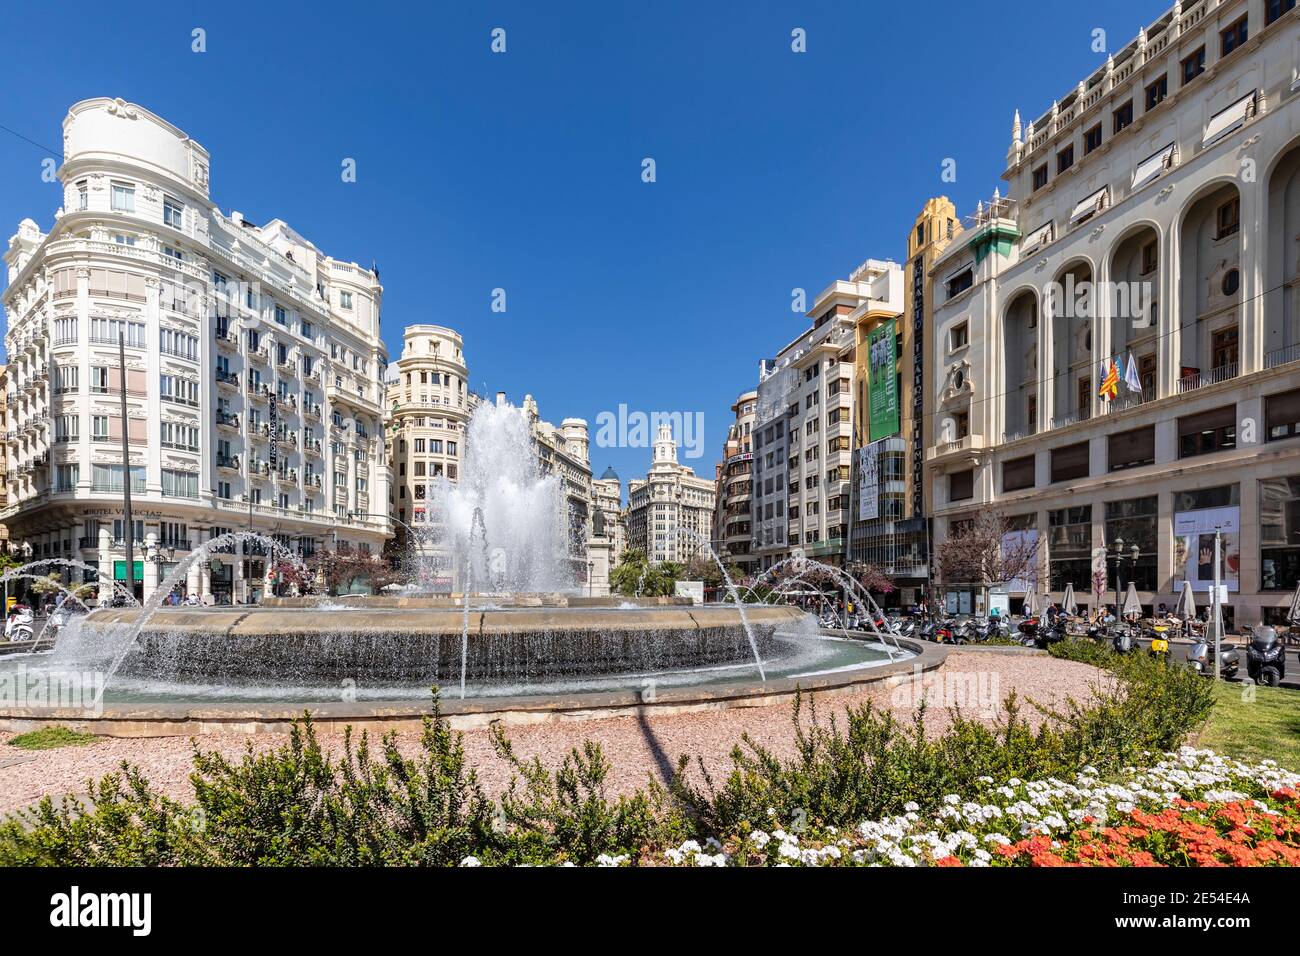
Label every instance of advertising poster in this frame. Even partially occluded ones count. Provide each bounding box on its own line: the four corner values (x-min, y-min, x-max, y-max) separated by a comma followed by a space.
857, 443, 881, 522
868, 322, 900, 441
1173, 507, 1240, 593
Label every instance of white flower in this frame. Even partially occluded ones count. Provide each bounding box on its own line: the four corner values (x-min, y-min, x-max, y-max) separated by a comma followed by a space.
459, 856, 481, 867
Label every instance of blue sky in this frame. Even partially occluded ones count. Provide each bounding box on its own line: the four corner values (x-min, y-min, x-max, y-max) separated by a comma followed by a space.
0, 0, 1161, 485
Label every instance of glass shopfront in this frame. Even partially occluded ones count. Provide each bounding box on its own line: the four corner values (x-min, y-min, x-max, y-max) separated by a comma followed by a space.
1048, 506, 1092, 592
1260, 477, 1300, 591
1104, 497, 1158, 592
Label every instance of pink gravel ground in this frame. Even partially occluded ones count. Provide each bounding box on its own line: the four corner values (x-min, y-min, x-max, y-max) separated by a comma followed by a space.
0, 652, 1106, 818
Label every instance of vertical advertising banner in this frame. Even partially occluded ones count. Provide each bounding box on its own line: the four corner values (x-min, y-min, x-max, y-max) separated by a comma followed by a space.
1173, 507, 1240, 593
857, 443, 881, 522
868, 322, 900, 441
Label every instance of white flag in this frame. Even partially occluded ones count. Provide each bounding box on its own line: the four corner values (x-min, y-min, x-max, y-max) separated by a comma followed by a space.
1124, 352, 1143, 393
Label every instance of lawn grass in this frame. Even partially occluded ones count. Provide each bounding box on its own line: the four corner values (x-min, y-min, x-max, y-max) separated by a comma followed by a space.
6, 727, 100, 751
1198, 681, 1300, 772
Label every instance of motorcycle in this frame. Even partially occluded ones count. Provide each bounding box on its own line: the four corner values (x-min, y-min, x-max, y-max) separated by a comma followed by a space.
4, 604, 35, 643
1187, 635, 1239, 679
1244, 625, 1287, 687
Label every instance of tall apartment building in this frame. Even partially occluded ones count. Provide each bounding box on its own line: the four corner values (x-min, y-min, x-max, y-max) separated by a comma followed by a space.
0, 365, 7, 552
386, 325, 475, 562
1, 98, 390, 604
925, 0, 1300, 625
519, 394, 595, 585
751, 282, 859, 570
712, 389, 757, 577
588, 465, 625, 595
841, 259, 934, 600
628, 424, 716, 563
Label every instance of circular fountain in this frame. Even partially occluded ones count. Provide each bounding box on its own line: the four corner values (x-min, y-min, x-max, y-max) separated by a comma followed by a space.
0, 402, 933, 736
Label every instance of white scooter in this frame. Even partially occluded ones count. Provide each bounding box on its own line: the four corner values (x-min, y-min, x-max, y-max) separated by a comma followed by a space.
4, 605, 35, 643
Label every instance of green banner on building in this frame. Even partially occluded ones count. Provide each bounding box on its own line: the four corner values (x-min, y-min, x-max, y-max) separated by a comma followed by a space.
868, 321, 900, 441
113, 560, 144, 581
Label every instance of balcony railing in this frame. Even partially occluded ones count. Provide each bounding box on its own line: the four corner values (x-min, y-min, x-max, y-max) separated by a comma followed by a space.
1050, 410, 1087, 430
215, 411, 240, 429
1002, 425, 1038, 443
216, 454, 240, 470
216, 370, 239, 388
1178, 363, 1238, 394
1266, 344, 1300, 370
1103, 384, 1156, 414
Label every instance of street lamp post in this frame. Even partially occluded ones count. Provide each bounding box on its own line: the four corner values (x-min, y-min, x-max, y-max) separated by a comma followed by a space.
1110, 538, 1141, 619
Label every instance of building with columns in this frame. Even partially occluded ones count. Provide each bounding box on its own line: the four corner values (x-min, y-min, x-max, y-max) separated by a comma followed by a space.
925, 0, 1300, 625
628, 424, 716, 563
2, 97, 390, 604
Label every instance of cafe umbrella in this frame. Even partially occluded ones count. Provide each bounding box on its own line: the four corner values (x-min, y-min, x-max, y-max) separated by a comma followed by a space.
1174, 580, 1197, 635
1061, 583, 1078, 617
1122, 582, 1144, 620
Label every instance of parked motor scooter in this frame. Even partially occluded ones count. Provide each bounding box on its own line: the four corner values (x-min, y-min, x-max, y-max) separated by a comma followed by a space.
935, 618, 964, 645
1187, 635, 1239, 679
1017, 615, 1063, 649
1112, 622, 1138, 654
1244, 625, 1287, 687
4, 604, 35, 643
1145, 621, 1172, 663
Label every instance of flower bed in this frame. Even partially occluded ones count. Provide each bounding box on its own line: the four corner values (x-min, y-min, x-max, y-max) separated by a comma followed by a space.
652, 749, 1300, 867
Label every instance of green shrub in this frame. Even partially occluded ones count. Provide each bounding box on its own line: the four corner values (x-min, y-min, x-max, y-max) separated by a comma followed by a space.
670, 648, 1214, 835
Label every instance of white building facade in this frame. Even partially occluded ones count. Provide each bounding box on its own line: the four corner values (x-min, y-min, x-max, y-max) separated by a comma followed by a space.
2, 98, 390, 604
926, 0, 1300, 625
628, 424, 716, 563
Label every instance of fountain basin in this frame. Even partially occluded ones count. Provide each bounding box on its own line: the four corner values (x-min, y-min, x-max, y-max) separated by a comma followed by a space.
85, 604, 804, 684
0, 634, 940, 737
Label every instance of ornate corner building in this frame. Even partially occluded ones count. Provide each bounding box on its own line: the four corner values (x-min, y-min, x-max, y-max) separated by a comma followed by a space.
925, 0, 1300, 626
2, 98, 391, 603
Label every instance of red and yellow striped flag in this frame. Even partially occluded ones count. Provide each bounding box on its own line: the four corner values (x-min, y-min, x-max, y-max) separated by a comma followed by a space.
1099, 359, 1120, 401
